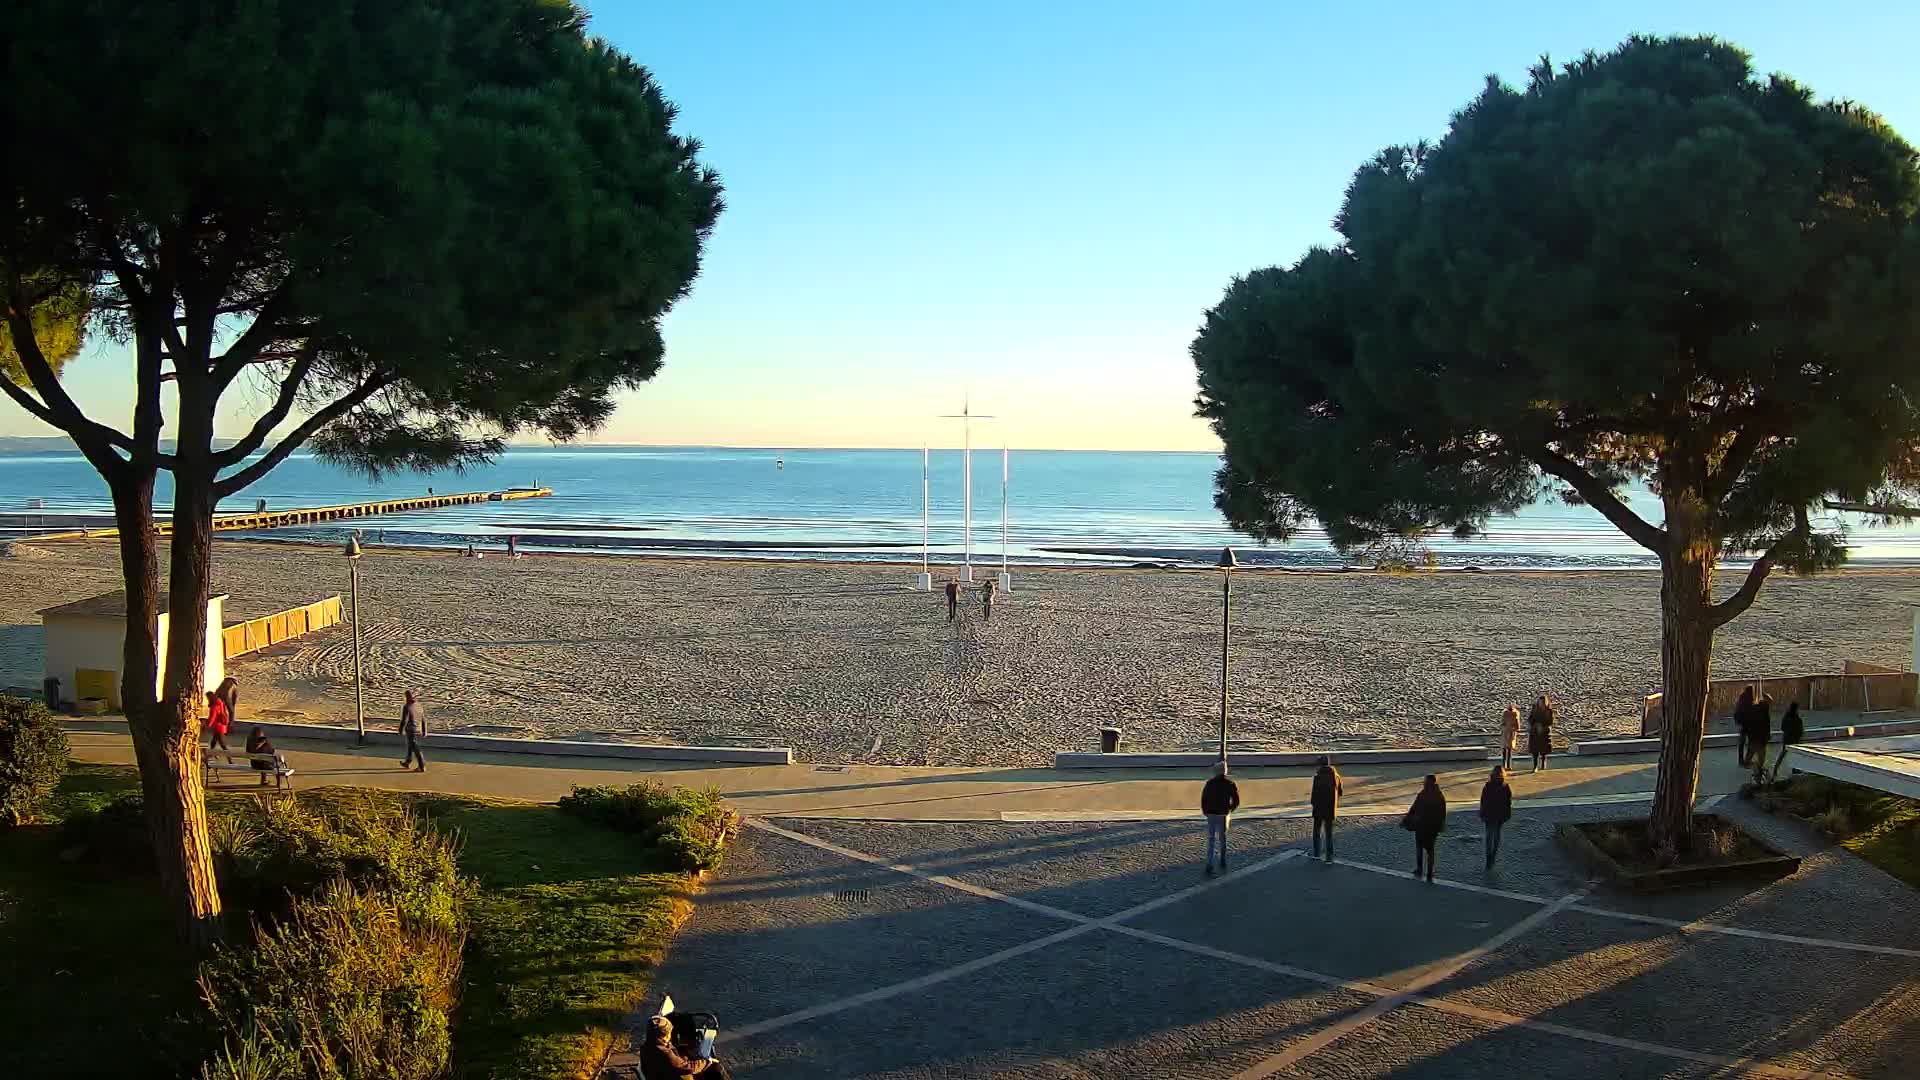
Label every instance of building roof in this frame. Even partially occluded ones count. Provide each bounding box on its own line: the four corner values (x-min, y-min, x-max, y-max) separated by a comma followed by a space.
1787, 734, 1920, 800
38, 590, 230, 619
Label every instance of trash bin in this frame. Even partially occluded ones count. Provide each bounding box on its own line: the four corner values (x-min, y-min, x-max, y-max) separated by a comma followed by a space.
1100, 726, 1122, 754
43, 676, 61, 709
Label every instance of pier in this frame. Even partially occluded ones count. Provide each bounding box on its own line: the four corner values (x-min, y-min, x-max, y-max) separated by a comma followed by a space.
13, 487, 553, 541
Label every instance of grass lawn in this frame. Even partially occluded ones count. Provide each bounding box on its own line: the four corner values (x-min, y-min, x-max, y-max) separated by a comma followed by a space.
1760, 774, 1920, 888
0, 766, 697, 1080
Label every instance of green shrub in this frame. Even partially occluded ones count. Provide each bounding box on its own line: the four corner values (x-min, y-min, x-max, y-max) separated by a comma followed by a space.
557, 782, 737, 871
224, 796, 466, 932
1, 695, 69, 826
200, 880, 465, 1080
60, 793, 154, 869
1812, 806, 1854, 840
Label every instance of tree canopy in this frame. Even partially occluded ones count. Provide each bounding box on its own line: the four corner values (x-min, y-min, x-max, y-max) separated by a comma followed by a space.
1195, 36, 1920, 580
2, 0, 723, 482
1193, 35, 1920, 851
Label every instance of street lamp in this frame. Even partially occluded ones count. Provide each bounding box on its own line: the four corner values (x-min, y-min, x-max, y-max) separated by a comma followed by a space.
344, 533, 365, 745
1216, 546, 1238, 764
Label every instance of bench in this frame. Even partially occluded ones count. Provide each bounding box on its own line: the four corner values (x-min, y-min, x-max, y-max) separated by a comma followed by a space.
203, 749, 295, 790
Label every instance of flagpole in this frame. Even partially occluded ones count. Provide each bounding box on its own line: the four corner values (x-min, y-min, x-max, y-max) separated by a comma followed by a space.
963, 404, 973, 582
922, 446, 930, 575
999, 446, 1011, 591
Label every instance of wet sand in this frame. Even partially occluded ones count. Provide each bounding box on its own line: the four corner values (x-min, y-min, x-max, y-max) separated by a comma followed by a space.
4, 540, 1917, 765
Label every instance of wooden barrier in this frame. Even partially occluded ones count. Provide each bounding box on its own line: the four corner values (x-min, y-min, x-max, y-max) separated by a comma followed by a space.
1641, 666, 1920, 734
224, 595, 343, 661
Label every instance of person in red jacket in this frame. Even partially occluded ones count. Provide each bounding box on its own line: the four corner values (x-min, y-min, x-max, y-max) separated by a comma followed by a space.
1200, 761, 1240, 875
205, 690, 232, 752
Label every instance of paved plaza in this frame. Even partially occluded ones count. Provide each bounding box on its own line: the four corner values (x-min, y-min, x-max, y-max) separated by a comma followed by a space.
639, 802, 1920, 1078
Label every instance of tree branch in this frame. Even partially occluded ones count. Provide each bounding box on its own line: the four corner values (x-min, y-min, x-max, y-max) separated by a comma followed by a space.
2, 272, 132, 471
1527, 446, 1667, 552
212, 346, 319, 467
213, 373, 396, 498
1709, 424, 1769, 502
210, 282, 294, 392
1709, 507, 1809, 628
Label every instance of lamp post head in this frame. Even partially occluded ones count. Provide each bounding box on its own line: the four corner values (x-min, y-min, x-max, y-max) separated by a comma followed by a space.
344, 534, 363, 560
1216, 546, 1238, 570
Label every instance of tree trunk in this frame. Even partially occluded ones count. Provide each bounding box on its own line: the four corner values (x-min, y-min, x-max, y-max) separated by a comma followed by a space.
158, 405, 226, 946
1649, 508, 1718, 855
107, 464, 224, 945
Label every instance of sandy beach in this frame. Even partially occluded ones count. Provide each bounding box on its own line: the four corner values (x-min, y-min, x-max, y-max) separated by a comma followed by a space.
3, 539, 1918, 765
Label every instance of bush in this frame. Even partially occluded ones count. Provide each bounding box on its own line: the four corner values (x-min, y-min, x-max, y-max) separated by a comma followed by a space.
60, 793, 153, 869
223, 796, 466, 931
557, 782, 737, 871
199, 880, 465, 1080
1, 695, 69, 826
1812, 806, 1854, 840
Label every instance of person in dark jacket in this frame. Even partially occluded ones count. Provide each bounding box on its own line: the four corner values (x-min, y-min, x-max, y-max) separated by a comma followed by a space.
1309, 756, 1341, 862
245, 727, 276, 786
639, 1015, 729, 1079
1201, 761, 1240, 875
1732, 686, 1756, 767
1404, 774, 1447, 882
1526, 695, 1555, 772
1479, 766, 1513, 870
1772, 700, 1805, 782
215, 676, 240, 724
1749, 694, 1774, 782
944, 579, 960, 622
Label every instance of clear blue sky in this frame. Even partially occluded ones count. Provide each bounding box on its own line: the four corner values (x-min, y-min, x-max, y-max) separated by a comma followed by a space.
12, 1, 1920, 449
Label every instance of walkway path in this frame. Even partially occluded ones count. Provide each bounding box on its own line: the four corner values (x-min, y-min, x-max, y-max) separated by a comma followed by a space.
66, 723, 1752, 820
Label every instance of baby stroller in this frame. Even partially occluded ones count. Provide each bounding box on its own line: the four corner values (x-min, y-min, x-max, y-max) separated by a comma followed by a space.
632, 996, 721, 1079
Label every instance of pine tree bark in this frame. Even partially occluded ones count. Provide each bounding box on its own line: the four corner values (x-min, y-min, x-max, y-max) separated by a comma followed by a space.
1648, 496, 1718, 855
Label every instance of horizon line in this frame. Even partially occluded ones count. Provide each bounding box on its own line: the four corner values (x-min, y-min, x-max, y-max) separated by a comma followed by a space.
0, 434, 1225, 455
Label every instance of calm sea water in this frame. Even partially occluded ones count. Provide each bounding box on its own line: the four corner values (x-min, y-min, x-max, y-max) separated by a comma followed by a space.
4, 445, 1919, 568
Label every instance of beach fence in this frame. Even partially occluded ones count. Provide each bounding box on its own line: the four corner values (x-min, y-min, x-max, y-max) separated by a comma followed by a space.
1641, 662, 1919, 735
222, 596, 342, 661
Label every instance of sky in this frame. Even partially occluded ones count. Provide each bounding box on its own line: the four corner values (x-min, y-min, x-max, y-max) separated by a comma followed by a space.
11, 1, 1920, 450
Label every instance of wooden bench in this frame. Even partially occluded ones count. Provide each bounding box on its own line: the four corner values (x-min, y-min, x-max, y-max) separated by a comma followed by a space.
203, 749, 295, 790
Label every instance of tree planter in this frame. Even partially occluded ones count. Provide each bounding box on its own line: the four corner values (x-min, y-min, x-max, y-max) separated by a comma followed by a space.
1556, 815, 1800, 891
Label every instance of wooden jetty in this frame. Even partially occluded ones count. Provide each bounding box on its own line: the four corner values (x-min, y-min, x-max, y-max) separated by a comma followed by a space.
20, 487, 553, 541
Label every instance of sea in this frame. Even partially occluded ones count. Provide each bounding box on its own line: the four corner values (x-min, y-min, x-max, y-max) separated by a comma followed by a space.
4, 445, 1920, 570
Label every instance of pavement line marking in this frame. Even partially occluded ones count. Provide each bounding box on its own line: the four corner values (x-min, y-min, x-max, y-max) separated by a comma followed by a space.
730, 828, 1857, 1078
727, 822, 1302, 1042
724, 919, 1102, 1042
748, 819, 1093, 924
1227, 889, 1589, 1080
1330, 854, 1920, 960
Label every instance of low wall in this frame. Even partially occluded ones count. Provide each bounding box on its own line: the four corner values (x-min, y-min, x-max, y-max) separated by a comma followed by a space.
1055, 746, 1491, 769
223, 596, 342, 661
1641, 667, 1917, 735
66, 716, 792, 765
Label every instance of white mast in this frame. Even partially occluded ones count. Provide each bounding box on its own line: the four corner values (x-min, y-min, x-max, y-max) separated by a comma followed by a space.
999, 446, 1011, 590
922, 446, 930, 574
940, 397, 994, 583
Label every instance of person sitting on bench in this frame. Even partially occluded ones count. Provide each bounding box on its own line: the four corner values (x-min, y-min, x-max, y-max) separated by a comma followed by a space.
640, 1015, 729, 1079
246, 727, 276, 787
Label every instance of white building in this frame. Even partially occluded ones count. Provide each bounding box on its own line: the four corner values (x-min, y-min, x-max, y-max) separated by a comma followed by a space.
39, 591, 227, 711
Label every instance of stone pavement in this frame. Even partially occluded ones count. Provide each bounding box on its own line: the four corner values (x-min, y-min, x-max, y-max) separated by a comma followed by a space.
64, 724, 1753, 819
633, 802, 1920, 1078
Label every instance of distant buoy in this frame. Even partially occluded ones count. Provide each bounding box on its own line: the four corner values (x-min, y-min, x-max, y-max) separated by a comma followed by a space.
776, 457, 784, 469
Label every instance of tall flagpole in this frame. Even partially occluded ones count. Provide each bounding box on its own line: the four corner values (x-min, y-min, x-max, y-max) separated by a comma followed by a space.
999, 446, 1011, 591
940, 397, 994, 584
921, 447, 930, 576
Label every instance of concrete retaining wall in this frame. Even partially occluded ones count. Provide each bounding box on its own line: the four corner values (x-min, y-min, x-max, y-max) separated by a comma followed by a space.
66, 717, 792, 765
1576, 716, 1920, 756
1054, 746, 1491, 769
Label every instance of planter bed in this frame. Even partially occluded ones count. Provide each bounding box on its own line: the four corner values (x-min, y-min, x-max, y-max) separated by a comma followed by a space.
1555, 813, 1800, 891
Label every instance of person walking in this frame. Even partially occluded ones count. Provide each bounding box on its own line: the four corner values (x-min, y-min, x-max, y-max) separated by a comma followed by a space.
1499, 704, 1521, 771
400, 689, 427, 772
1527, 694, 1555, 772
981, 577, 996, 622
1732, 686, 1756, 767
1750, 693, 1774, 783
1479, 766, 1513, 870
215, 676, 239, 724
1403, 774, 1447, 882
1310, 755, 1341, 862
205, 690, 232, 752
1201, 761, 1240, 875
944, 579, 960, 622
1773, 700, 1804, 782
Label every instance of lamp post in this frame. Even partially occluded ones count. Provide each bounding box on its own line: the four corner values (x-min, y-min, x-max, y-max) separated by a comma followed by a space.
345, 532, 365, 745
1216, 546, 1238, 764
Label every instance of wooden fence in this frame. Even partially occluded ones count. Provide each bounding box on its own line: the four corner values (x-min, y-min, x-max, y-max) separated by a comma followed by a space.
222, 595, 342, 661
1641, 663, 1919, 735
